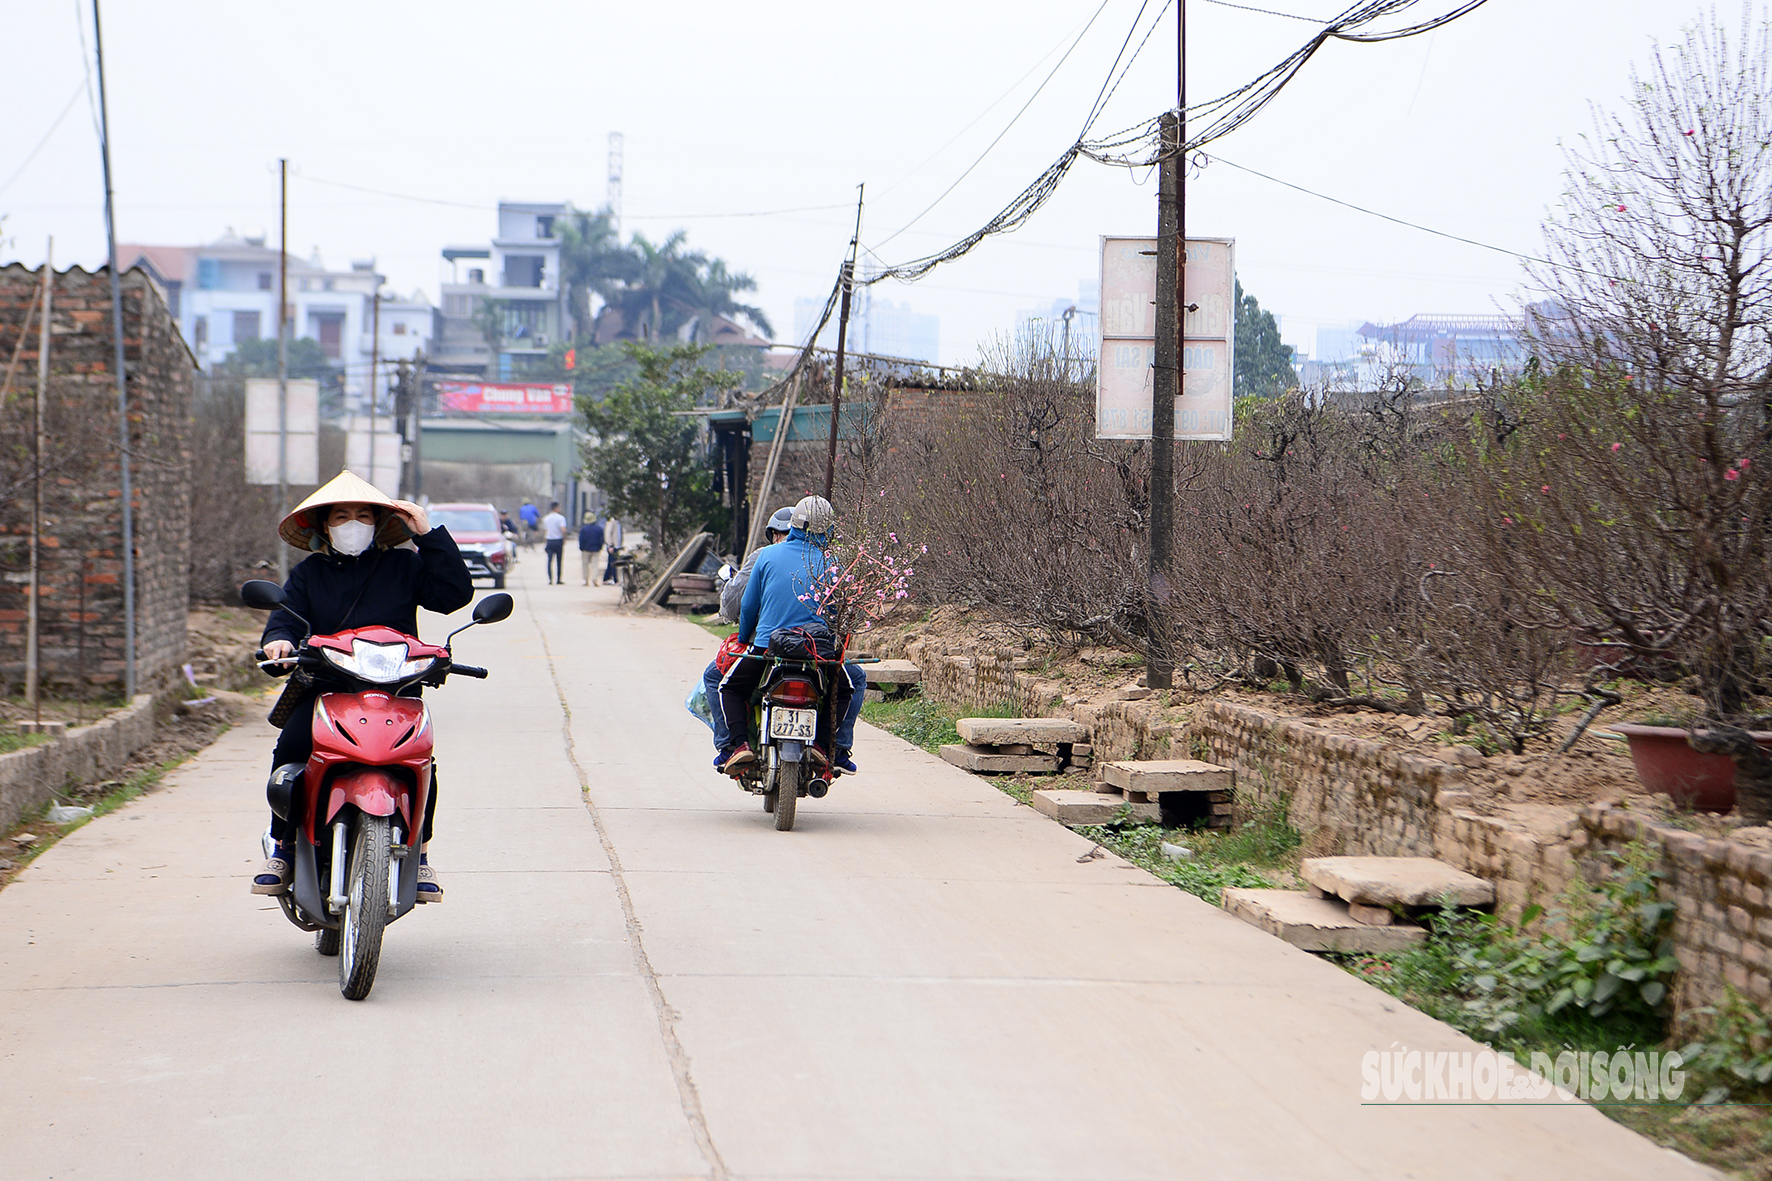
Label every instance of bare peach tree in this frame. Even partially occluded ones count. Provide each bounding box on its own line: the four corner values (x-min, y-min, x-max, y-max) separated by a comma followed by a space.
1472, 11, 1772, 723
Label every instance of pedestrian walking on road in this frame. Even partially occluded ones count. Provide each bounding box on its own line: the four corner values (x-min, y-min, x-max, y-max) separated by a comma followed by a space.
578, 513, 606, 585
602, 517, 625, 584
543, 501, 568, 584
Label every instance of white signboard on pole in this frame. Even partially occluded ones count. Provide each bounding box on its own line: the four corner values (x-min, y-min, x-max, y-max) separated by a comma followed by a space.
342, 417, 403, 496
245, 378, 319, 485
1097, 236, 1235, 440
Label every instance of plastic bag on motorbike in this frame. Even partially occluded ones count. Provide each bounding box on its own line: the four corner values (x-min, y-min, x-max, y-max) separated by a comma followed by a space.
685, 683, 714, 731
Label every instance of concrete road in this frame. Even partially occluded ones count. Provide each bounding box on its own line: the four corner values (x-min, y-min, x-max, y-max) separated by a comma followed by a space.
0, 558, 1711, 1180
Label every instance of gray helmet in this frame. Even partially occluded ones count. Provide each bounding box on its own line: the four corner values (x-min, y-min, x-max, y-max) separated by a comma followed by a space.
790, 495, 835, 536
767, 506, 795, 533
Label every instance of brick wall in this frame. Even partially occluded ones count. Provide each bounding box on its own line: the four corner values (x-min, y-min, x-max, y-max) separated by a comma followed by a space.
0, 264, 193, 695
882, 631, 1772, 1016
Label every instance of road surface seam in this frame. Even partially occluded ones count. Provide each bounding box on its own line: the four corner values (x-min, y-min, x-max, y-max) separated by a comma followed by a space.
532, 602, 729, 1181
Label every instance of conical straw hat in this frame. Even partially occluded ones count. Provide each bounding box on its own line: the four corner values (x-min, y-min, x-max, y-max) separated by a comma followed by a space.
279, 469, 402, 553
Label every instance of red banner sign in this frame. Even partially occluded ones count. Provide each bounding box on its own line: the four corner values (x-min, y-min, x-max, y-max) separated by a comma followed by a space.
435, 381, 574, 415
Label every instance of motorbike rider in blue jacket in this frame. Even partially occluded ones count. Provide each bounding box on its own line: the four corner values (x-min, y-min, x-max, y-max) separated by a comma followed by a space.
717, 496, 854, 773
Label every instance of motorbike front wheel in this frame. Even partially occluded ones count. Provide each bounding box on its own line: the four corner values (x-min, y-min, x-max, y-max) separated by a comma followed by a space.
339, 814, 391, 1000
773, 760, 800, 832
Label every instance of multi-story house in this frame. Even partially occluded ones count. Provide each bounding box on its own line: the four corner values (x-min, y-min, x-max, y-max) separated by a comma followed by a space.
121, 231, 431, 413
433, 202, 571, 379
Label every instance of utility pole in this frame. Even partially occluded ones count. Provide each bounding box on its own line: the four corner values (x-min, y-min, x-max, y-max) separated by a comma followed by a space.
408, 351, 425, 499
1147, 3, 1185, 692
607, 132, 624, 237
1061, 305, 1077, 383
27, 239, 51, 718
93, 0, 135, 699
367, 273, 381, 488
277, 157, 290, 578
822, 184, 864, 501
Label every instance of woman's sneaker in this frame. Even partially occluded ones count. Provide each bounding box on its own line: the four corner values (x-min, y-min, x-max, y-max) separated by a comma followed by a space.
251, 843, 292, 895
416, 858, 444, 903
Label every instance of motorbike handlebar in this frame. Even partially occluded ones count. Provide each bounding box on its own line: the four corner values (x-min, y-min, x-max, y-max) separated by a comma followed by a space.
450, 664, 489, 679
255, 650, 299, 677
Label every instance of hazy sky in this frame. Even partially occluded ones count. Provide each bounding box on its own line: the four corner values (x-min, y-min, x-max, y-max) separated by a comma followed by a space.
0, 0, 1755, 364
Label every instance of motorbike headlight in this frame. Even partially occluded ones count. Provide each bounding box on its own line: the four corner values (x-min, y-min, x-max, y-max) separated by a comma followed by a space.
321, 639, 437, 684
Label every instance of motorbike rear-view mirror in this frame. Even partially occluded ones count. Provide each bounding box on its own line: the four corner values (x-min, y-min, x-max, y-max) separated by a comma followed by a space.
472, 593, 514, 624
240, 580, 286, 610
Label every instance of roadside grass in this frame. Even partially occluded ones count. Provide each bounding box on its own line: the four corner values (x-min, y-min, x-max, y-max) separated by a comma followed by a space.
1073, 813, 1292, 905
861, 689, 1018, 755
690, 615, 736, 640
0, 730, 50, 755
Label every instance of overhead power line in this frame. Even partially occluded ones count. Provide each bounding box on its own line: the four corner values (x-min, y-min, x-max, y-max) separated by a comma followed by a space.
0, 80, 87, 199
1208, 154, 1544, 265
860, 0, 1490, 287
293, 174, 853, 222
872, 0, 1115, 250
1199, 0, 1332, 22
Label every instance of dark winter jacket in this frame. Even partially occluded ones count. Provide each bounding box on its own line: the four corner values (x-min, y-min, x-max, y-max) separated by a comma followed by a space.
578, 521, 605, 551
261, 527, 475, 649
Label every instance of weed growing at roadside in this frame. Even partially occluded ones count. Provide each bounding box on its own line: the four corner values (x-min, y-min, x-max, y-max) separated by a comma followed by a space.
690, 616, 737, 640
1073, 821, 1278, 905
0, 730, 50, 756
1215, 794, 1301, 868
1678, 989, 1772, 1105
1333, 841, 1677, 1054
861, 690, 1017, 755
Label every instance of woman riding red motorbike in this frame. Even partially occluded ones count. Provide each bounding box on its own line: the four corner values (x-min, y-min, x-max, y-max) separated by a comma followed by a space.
251, 471, 474, 900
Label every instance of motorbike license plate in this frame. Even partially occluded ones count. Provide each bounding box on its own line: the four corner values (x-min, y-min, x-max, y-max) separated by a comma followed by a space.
768, 707, 818, 741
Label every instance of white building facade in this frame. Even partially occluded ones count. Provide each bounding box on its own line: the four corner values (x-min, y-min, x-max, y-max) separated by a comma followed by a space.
122, 231, 432, 414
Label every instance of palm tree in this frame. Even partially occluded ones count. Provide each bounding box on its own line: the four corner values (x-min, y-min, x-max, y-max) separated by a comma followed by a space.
557, 206, 635, 338
607, 232, 773, 344
678, 257, 773, 342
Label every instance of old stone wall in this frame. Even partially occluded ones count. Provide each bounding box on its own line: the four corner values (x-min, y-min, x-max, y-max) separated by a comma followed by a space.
0, 264, 193, 695
884, 632, 1772, 1016
0, 694, 156, 831
1190, 700, 1467, 858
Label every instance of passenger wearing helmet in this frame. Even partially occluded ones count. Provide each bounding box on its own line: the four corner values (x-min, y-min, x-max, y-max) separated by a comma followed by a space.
700, 507, 793, 763
251, 470, 474, 900
717, 496, 854, 772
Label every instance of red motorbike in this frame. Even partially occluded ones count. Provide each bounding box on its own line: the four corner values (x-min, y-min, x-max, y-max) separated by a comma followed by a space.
241, 581, 513, 1000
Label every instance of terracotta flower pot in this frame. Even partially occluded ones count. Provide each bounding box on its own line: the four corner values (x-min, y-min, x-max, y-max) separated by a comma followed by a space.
1607, 723, 1772, 814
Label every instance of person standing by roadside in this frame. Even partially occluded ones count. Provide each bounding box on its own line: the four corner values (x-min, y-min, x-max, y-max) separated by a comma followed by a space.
602, 517, 625, 585
542, 501, 568, 585
578, 513, 606, 585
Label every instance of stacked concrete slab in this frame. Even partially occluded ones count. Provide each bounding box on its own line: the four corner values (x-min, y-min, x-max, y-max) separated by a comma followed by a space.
939, 717, 1085, 777
1222, 856, 1494, 954
1095, 759, 1235, 830
863, 659, 921, 702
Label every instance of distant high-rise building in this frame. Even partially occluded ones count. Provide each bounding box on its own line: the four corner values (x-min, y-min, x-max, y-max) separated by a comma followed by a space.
793, 294, 939, 364
1017, 280, 1102, 369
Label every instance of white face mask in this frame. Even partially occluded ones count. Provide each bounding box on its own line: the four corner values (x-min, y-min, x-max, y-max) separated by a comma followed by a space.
328, 520, 375, 556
